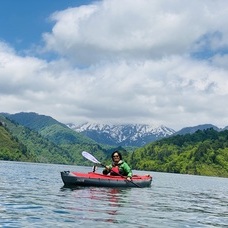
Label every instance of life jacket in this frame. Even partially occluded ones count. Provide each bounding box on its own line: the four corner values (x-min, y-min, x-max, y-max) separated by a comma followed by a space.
110, 165, 120, 176
110, 160, 124, 176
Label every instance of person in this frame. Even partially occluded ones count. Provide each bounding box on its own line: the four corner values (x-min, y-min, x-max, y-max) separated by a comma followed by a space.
103, 151, 132, 181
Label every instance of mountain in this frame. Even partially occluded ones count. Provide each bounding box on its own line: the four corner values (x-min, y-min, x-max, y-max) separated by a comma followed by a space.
0, 114, 71, 163
3, 112, 227, 148
0, 112, 116, 165
2, 112, 97, 145
67, 123, 176, 147
174, 124, 221, 135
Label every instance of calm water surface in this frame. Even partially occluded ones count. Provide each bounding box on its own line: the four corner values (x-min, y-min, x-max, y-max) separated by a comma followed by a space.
0, 161, 227, 227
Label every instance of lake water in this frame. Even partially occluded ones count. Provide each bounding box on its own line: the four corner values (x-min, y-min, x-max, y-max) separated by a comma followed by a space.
0, 161, 227, 227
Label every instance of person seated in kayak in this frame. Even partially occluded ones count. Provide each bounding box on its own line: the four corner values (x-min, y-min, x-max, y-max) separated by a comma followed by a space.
103, 151, 132, 181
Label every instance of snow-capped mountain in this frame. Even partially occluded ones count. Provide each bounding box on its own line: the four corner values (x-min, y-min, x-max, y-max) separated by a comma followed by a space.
67, 123, 176, 147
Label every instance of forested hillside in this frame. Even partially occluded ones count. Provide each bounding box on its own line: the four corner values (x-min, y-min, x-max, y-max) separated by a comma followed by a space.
130, 128, 228, 177
0, 115, 73, 163
0, 123, 30, 161
0, 114, 118, 165
4, 112, 96, 145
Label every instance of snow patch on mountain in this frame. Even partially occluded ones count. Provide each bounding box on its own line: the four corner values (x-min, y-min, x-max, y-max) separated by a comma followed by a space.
67, 122, 176, 147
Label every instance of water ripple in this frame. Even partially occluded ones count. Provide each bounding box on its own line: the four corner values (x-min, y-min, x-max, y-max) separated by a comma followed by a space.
0, 161, 227, 227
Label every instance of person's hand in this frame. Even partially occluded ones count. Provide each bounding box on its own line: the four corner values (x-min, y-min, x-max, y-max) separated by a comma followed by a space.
105, 166, 110, 170
126, 177, 132, 181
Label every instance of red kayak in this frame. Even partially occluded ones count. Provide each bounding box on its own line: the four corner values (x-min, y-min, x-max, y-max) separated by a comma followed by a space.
61, 171, 152, 188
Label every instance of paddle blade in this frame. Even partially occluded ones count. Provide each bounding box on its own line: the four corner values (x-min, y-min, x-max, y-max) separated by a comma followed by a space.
82, 151, 101, 164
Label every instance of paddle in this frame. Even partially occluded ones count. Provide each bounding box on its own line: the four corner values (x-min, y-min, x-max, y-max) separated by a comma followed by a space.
82, 151, 141, 188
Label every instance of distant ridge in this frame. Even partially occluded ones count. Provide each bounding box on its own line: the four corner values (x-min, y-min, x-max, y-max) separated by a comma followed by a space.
2, 112, 97, 145
68, 122, 228, 147
2, 112, 227, 147
67, 122, 176, 147
3, 112, 66, 130
174, 124, 221, 135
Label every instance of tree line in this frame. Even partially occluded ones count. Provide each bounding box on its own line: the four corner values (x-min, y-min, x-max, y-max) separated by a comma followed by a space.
129, 128, 228, 177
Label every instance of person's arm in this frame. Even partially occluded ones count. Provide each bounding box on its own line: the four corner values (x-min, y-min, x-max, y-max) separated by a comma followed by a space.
122, 162, 132, 178
102, 165, 112, 175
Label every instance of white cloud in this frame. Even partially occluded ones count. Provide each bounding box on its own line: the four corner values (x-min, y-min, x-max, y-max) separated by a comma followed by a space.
1, 0, 228, 130
43, 0, 228, 66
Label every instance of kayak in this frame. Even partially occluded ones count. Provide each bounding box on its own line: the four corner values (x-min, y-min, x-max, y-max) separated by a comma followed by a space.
61, 171, 152, 188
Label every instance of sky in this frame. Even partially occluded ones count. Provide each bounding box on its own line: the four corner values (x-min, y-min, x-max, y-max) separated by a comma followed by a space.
0, 0, 228, 131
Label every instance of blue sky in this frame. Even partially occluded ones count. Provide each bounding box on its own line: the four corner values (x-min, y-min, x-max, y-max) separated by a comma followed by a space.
0, 0, 228, 130
0, 0, 93, 50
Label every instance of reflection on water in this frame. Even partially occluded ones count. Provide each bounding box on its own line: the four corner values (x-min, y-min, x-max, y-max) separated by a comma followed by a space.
60, 186, 129, 224
0, 161, 227, 227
